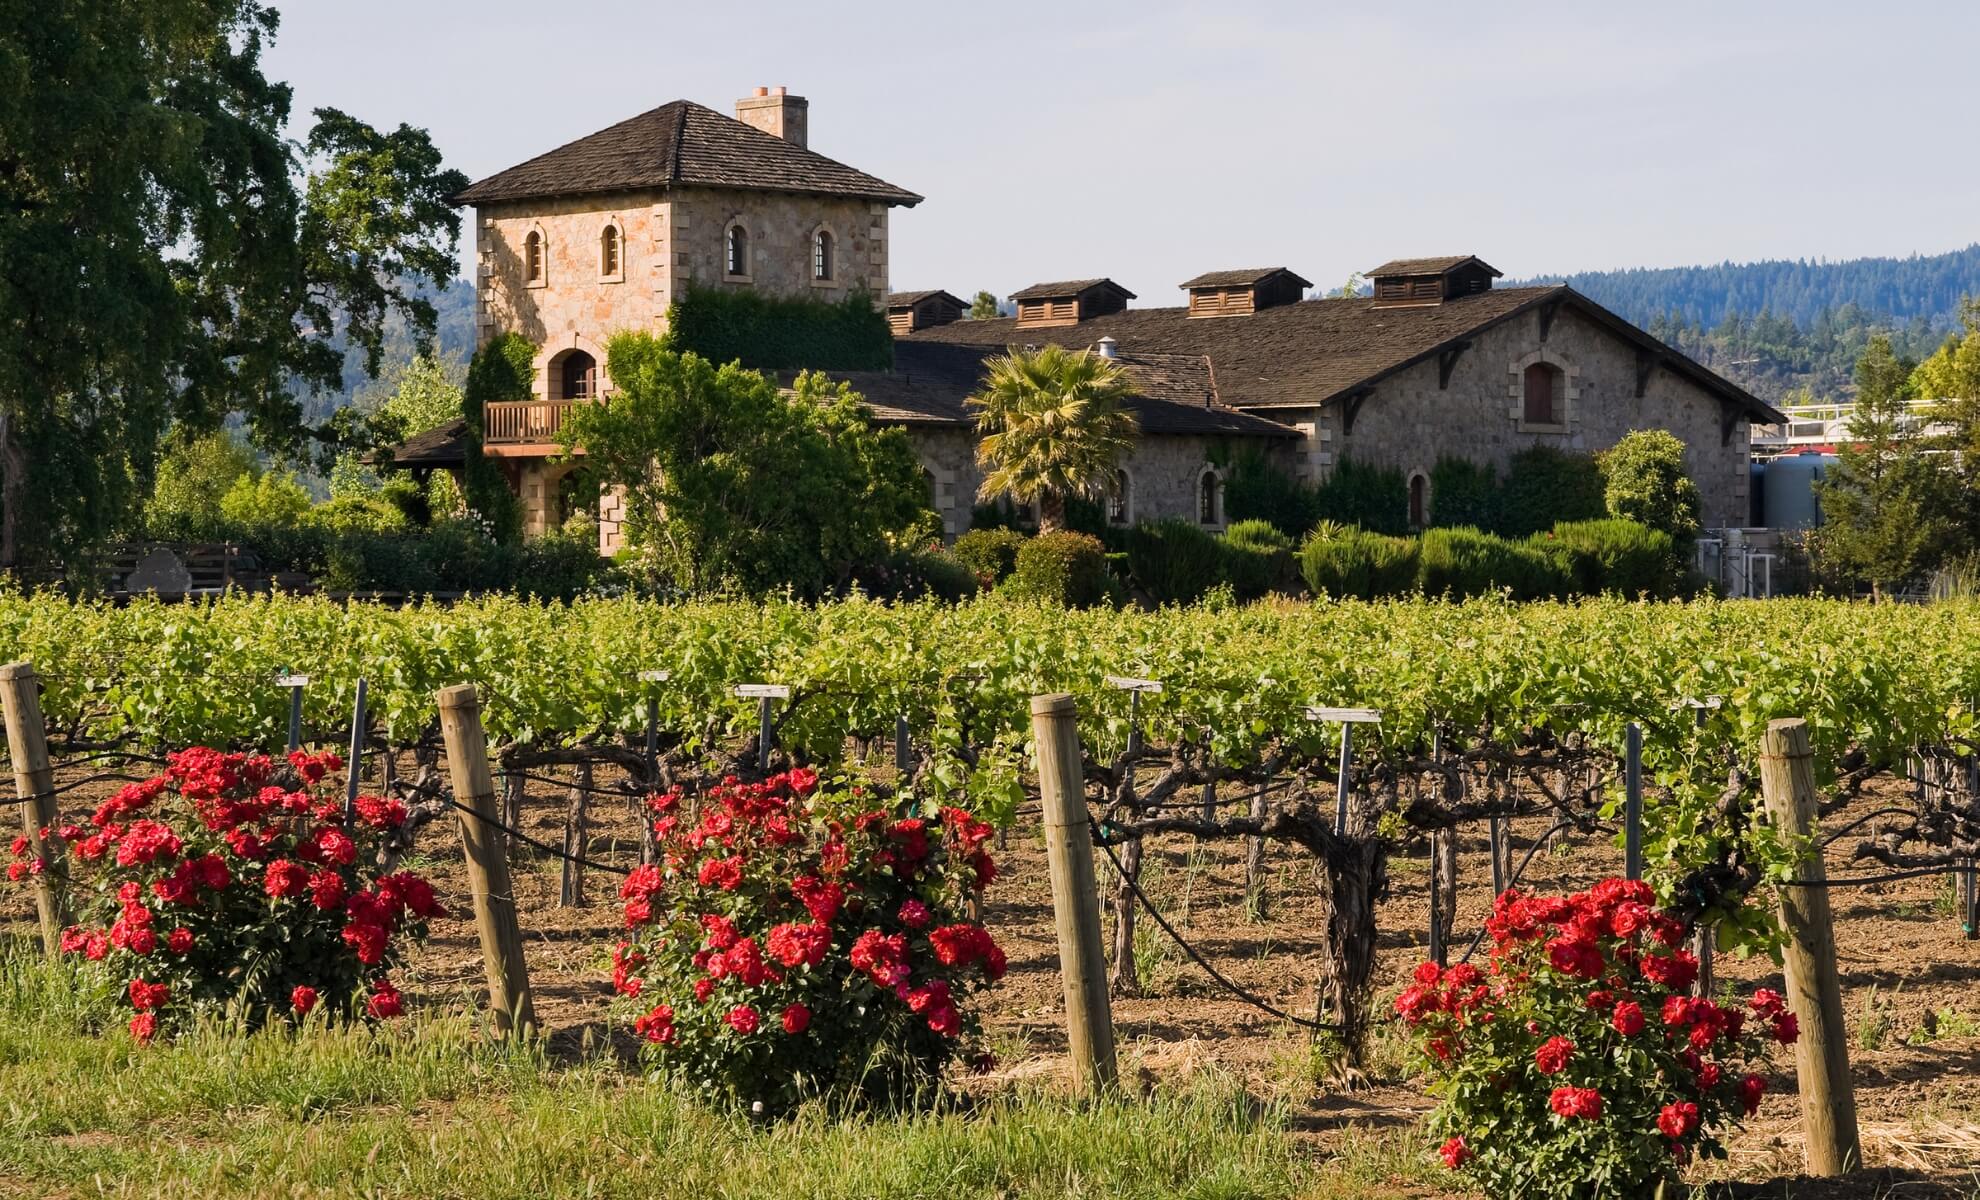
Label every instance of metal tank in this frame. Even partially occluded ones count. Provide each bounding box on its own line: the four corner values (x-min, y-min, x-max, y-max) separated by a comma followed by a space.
1762, 452, 1836, 530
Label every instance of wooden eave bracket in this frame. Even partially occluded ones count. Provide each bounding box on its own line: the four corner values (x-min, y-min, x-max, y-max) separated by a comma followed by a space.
1437, 340, 1473, 390
1341, 386, 1374, 435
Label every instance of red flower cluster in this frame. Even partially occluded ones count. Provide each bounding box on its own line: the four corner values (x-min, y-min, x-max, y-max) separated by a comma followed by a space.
613, 769, 1006, 1113
8, 748, 443, 1040
1401, 878, 1794, 1194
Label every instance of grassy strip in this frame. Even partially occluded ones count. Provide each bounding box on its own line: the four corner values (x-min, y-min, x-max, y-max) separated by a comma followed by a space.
0, 955, 1317, 1199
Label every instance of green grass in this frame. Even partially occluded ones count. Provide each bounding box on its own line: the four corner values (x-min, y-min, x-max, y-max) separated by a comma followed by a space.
0, 952, 1316, 1199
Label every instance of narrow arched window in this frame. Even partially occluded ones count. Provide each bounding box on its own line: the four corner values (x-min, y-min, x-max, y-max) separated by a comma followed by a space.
1524, 362, 1564, 425
726, 224, 749, 277
600, 224, 620, 277
524, 230, 545, 284
1409, 473, 1428, 529
1198, 470, 1221, 527
812, 229, 834, 281
559, 350, 597, 401
1107, 469, 1130, 526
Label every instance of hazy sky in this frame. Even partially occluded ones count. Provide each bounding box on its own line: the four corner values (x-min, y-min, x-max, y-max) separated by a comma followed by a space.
265, 1, 1979, 304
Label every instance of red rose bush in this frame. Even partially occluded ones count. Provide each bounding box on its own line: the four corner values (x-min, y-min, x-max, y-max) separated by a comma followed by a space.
613, 768, 1004, 1112
8, 748, 442, 1041
1398, 879, 1794, 1199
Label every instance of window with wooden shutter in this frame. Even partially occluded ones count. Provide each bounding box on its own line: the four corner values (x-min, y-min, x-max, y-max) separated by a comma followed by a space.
1524, 363, 1562, 425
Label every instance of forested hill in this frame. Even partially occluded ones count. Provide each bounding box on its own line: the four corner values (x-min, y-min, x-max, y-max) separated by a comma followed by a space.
1510, 244, 1980, 330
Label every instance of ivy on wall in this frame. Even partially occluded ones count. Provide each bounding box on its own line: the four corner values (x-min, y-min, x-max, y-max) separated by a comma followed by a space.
459, 332, 534, 544
665, 285, 892, 372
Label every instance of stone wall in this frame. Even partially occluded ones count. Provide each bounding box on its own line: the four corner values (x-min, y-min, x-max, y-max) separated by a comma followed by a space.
666, 186, 886, 302
1283, 305, 1751, 529
476, 192, 671, 355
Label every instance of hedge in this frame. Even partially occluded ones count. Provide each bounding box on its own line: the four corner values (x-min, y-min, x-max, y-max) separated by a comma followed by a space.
1008, 532, 1113, 607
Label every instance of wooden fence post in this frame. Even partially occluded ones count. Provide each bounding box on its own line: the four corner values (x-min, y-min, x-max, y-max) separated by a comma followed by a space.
1030, 693, 1117, 1095
437, 684, 537, 1039
1759, 717, 1860, 1176
0, 663, 69, 954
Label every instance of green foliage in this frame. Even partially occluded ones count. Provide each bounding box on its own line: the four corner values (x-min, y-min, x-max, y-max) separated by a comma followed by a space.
951, 528, 1027, 584
1813, 334, 1956, 593
1428, 457, 1499, 530
665, 284, 892, 372
1539, 520, 1679, 598
563, 336, 935, 598
1599, 430, 1702, 540
459, 334, 536, 545
218, 472, 312, 531
1313, 459, 1409, 535
1419, 527, 1569, 601
0, 3, 465, 571
967, 290, 1001, 320
143, 434, 259, 542
1008, 532, 1111, 607
968, 346, 1138, 533
853, 547, 981, 602
1496, 447, 1606, 538
1299, 525, 1419, 600
1221, 520, 1296, 600
1124, 519, 1226, 605
1222, 449, 1319, 536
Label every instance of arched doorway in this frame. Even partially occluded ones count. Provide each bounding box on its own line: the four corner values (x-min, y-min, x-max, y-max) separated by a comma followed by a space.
558, 350, 597, 401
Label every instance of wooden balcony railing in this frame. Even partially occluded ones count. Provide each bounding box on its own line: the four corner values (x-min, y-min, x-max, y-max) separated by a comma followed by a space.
483, 399, 586, 445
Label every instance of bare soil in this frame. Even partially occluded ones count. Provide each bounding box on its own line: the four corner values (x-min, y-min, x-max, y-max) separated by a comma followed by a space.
17, 760, 1980, 1197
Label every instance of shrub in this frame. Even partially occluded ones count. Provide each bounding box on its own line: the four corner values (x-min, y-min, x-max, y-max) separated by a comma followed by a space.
853, 547, 980, 602
1497, 447, 1605, 538
306, 493, 411, 536
1125, 518, 1227, 605
613, 770, 1004, 1113
1299, 524, 1419, 599
217, 471, 312, 532
1223, 449, 1320, 536
951, 528, 1027, 584
8, 749, 442, 1040
1313, 458, 1409, 535
1600, 429, 1703, 541
1221, 519, 1295, 599
1009, 531, 1112, 606
1427, 457, 1499, 530
1419, 527, 1568, 600
1399, 880, 1793, 1199
1540, 519, 1678, 598
666, 283, 893, 372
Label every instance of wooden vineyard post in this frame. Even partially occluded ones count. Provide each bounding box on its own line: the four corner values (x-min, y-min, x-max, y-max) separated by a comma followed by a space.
561, 762, 590, 908
436, 684, 538, 1039
1030, 693, 1117, 1095
1759, 718, 1860, 1176
0, 663, 70, 954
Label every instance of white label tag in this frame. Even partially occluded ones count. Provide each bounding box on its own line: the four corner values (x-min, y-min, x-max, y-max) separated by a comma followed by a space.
1306, 706, 1381, 724
1105, 675, 1164, 693
276, 674, 309, 688
734, 684, 791, 699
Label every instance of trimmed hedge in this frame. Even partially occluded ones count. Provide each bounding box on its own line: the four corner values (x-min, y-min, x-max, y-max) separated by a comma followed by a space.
1299, 525, 1420, 599
1538, 519, 1679, 598
1008, 531, 1112, 607
1125, 518, 1227, 605
1419, 526, 1568, 601
1221, 520, 1296, 600
951, 528, 1027, 584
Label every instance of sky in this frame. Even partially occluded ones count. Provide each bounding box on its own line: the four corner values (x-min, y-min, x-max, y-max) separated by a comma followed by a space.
265, 0, 1980, 305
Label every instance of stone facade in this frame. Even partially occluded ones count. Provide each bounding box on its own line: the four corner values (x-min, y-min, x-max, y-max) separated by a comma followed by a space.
1274, 305, 1750, 529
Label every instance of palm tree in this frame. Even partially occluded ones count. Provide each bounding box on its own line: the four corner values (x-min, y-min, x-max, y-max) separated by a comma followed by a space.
967, 345, 1138, 532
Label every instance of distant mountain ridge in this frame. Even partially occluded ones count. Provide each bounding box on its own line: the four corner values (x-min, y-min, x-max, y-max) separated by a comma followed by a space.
1511, 243, 1980, 331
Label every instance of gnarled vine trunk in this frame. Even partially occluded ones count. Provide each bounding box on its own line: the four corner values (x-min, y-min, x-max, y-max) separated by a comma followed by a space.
1313, 831, 1386, 1066
1108, 835, 1143, 997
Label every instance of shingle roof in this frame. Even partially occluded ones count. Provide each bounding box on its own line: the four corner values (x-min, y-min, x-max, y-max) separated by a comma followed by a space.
902, 287, 1785, 422
886, 290, 966, 310
806, 343, 1296, 438
381, 419, 469, 469
1009, 278, 1136, 302
452, 100, 922, 207
1365, 255, 1502, 278
1178, 267, 1314, 290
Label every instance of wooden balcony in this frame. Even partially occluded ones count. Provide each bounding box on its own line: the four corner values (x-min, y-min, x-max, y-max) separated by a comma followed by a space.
482, 399, 587, 457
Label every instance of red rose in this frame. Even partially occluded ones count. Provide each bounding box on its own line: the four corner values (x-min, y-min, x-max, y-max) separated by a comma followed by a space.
1534, 1035, 1574, 1075
1439, 1136, 1470, 1169
1549, 1086, 1602, 1120
166, 927, 194, 954
1657, 1101, 1699, 1139
1612, 1000, 1645, 1036
1772, 1012, 1799, 1045
263, 859, 308, 899
897, 899, 931, 930
1413, 961, 1443, 987
1737, 1073, 1766, 1115
726, 1004, 760, 1035
781, 1002, 811, 1034
128, 1012, 158, 1043
365, 979, 403, 1019
634, 1002, 676, 1044
291, 985, 319, 1014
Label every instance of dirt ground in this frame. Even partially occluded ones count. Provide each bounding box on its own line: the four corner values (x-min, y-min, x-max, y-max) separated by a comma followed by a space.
17, 759, 1980, 1197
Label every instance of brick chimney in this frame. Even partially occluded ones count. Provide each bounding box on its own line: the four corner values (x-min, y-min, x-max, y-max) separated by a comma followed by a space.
735, 86, 808, 149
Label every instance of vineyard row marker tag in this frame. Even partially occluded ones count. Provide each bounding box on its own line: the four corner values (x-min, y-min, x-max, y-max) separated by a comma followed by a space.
276, 674, 309, 688
1305, 706, 1381, 724
1105, 676, 1163, 694
734, 684, 790, 699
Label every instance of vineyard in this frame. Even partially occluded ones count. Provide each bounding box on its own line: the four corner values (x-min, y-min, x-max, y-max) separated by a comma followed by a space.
1, 593, 1979, 1197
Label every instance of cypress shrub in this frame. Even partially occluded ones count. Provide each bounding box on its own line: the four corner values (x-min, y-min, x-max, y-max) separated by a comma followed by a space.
1224, 449, 1320, 536
1496, 447, 1605, 538
1299, 524, 1420, 599
1419, 527, 1569, 600
1221, 519, 1295, 599
1009, 532, 1112, 607
1125, 518, 1228, 605
1428, 457, 1500, 530
1313, 458, 1410, 535
951, 528, 1027, 584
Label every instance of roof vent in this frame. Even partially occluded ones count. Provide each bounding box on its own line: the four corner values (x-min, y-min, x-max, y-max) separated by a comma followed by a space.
885, 290, 967, 336
1096, 336, 1118, 359
1365, 256, 1501, 307
1180, 268, 1312, 317
1011, 278, 1135, 328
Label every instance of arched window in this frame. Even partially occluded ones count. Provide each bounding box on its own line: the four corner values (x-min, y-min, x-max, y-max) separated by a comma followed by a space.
524, 230, 545, 285
726, 223, 750, 277
812, 229, 834, 281
599, 224, 621, 277
1107, 469, 1130, 526
1408, 472, 1429, 529
1197, 469, 1222, 527
1524, 362, 1564, 425
559, 350, 597, 401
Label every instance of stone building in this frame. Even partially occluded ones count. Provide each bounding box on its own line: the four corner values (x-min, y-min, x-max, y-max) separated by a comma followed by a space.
900, 257, 1785, 531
